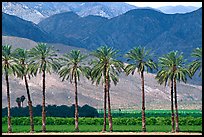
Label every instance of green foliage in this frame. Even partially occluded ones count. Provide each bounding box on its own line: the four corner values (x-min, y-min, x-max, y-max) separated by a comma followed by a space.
91, 46, 124, 86
2, 116, 201, 126
79, 104, 99, 117
124, 46, 157, 75
2, 104, 99, 117
156, 51, 191, 86
78, 117, 103, 125
29, 43, 60, 75
12, 48, 36, 78
58, 50, 90, 82
189, 47, 202, 77
146, 117, 157, 125
2, 44, 21, 76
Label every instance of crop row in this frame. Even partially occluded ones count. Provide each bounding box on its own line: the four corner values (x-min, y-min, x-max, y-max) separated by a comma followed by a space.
2, 116, 202, 126
97, 110, 202, 118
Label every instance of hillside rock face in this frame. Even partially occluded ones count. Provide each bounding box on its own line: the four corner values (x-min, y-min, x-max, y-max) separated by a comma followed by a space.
2, 2, 45, 24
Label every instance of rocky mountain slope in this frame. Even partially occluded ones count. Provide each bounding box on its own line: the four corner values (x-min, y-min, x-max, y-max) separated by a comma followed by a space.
2, 2, 137, 24
158, 5, 200, 14
38, 8, 202, 64
3, 2, 200, 24
2, 36, 202, 110
2, 12, 55, 43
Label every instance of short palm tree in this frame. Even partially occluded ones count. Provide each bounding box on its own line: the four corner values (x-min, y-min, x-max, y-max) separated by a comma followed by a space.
20, 95, 26, 107
2, 45, 20, 133
29, 43, 59, 132
156, 51, 191, 132
124, 47, 157, 132
189, 47, 202, 77
16, 97, 21, 108
91, 46, 123, 132
58, 50, 90, 132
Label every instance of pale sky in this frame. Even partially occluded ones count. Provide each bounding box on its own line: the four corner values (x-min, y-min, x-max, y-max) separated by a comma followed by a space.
125, 2, 202, 8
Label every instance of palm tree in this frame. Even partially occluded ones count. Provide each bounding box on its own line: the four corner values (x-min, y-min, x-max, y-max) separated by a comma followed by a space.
13, 48, 35, 132
91, 46, 123, 132
156, 51, 191, 132
20, 95, 26, 107
124, 47, 157, 132
29, 43, 59, 132
58, 50, 90, 132
16, 97, 21, 108
189, 47, 202, 77
2, 45, 20, 133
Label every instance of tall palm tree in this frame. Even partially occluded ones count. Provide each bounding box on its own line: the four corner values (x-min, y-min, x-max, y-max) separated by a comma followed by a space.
2, 45, 20, 133
156, 51, 191, 132
124, 47, 157, 132
58, 50, 90, 132
29, 43, 59, 132
189, 47, 202, 77
13, 48, 36, 132
91, 46, 123, 132
16, 97, 21, 108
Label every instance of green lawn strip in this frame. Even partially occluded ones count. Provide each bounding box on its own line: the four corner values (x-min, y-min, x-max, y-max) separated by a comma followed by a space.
2, 125, 202, 133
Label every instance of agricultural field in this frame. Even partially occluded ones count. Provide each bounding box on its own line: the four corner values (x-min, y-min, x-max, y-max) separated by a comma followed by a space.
2, 113, 202, 133
97, 109, 202, 118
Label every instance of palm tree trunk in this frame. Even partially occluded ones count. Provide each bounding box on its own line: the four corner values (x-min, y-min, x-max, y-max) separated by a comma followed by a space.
6, 73, 12, 133
107, 80, 113, 132
74, 73, 79, 132
42, 69, 46, 132
174, 78, 179, 132
141, 71, 146, 132
171, 78, 175, 133
102, 68, 107, 132
24, 75, 34, 132
102, 65, 107, 132
17, 102, 21, 108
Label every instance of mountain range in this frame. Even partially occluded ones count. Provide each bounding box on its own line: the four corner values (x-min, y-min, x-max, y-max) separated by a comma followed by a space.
2, 2, 200, 24
158, 5, 200, 14
2, 12, 54, 43
2, 6, 202, 85
2, 2, 136, 24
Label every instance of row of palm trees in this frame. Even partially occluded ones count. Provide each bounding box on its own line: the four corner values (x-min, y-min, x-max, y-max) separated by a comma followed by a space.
2, 43, 202, 133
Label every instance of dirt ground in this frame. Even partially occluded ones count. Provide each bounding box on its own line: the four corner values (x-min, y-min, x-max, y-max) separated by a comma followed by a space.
2, 132, 202, 135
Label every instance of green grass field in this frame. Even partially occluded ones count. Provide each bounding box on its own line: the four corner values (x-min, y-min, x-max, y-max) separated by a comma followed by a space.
2, 124, 202, 133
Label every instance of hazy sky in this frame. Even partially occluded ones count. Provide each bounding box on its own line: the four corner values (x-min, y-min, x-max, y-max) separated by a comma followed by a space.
125, 2, 202, 8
